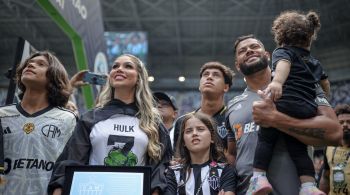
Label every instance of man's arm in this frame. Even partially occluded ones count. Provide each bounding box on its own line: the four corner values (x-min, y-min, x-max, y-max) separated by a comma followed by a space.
252, 95, 342, 146
225, 117, 236, 165
226, 140, 236, 165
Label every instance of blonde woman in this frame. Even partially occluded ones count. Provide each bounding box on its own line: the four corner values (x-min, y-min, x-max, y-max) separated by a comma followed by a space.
48, 54, 173, 195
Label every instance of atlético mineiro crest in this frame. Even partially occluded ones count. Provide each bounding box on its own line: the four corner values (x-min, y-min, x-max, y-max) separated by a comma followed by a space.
23, 123, 35, 134
208, 174, 220, 190
217, 123, 227, 139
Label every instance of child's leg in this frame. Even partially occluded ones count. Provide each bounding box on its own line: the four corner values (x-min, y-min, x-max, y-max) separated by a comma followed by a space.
253, 127, 280, 172
247, 127, 279, 194
284, 134, 325, 194
284, 134, 315, 180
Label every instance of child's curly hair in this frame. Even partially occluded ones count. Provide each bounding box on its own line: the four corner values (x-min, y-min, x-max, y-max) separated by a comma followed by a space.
272, 10, 321, 48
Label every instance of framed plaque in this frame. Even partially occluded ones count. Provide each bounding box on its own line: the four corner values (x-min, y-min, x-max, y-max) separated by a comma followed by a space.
63, 166, 151, 195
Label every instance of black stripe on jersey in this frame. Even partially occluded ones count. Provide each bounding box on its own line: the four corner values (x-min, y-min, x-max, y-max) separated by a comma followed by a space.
193, 166, 203, 195
16, 104, 54, 117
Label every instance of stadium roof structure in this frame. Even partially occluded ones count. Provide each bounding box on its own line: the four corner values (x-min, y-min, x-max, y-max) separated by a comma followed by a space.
1, 0, 349, 90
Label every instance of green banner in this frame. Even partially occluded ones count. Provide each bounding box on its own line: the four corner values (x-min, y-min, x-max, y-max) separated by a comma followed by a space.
37, 0, 108, 109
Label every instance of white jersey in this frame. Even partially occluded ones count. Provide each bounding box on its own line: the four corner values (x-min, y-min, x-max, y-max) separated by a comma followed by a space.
1, 104, 76, 195
89, 114, 149, 166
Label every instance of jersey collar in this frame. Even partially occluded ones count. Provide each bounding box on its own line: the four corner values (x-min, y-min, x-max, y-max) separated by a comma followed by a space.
16, 103, 53, 117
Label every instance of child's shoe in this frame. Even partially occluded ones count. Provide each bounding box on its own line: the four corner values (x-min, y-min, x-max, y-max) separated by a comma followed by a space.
246, 175, 273, 195
299, 185, 326, 195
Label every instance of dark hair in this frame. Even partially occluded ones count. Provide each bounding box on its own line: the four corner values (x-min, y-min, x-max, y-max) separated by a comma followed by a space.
272, 10, 321, 47
175, 112, 225, 167
16, 51, 72, 107
233, 34, 264, 54
199, 61, 235, 88
335, 104, 350, 116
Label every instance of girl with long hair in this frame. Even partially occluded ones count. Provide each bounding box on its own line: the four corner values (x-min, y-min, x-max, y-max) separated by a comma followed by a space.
167, 112, 236, 195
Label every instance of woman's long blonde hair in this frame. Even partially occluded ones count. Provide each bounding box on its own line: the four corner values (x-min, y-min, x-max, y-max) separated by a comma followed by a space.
97, 54, 163, 161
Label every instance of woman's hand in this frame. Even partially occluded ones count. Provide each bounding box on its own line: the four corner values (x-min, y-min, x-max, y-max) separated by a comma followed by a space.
70, 70, 89, 88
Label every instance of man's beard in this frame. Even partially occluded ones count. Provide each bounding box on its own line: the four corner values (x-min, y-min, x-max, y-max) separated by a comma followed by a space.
239, 55, 269, 76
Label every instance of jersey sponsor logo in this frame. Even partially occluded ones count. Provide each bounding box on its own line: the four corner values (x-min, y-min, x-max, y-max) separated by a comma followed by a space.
23, 123, 35, 134
243, 122, 259, 134
4, 127, 12, 134
217, 122, 228, 139
113, 124, 135, 132
4, 158, 54, 174
233, 123, 243, 140
41, 124, 61, 138
232, 122, 259, 140
208, 174, 220, 190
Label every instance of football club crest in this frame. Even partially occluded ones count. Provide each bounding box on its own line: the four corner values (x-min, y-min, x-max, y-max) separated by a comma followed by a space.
217, 123, 227, 139
208, 175, 220, 190
23, 123, 35, 134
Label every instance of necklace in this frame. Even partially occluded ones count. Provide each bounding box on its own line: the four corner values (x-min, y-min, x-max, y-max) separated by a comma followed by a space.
195, 168, 210, 195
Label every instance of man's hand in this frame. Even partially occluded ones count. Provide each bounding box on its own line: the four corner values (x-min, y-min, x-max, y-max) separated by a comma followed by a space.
252, 90, 278, 127
253, 90, 342, 146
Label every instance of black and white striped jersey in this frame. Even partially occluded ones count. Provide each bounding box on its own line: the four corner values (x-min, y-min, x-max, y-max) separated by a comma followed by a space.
169, 161, 237, 195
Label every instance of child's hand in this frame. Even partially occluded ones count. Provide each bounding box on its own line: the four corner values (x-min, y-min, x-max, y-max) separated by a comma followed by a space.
264, 81, 282, 101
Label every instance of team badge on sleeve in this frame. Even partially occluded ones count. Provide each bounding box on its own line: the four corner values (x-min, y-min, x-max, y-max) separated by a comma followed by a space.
23, 123, 35, 134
